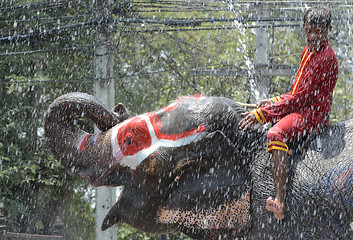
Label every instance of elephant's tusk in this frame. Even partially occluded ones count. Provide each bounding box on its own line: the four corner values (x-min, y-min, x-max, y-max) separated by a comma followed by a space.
236, 101, 257, 109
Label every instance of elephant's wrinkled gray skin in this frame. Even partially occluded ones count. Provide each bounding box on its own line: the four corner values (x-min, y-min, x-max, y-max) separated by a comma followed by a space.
44, 93, 353, 239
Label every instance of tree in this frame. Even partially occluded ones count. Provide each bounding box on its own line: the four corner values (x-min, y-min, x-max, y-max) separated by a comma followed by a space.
0, 0, 96, 237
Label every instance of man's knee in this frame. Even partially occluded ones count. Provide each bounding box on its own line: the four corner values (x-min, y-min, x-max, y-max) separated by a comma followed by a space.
267, 126, 291, 155
267, 127, 281, 142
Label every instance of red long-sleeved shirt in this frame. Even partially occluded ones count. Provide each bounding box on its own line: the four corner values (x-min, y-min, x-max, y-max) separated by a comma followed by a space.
254, 39, 338, 127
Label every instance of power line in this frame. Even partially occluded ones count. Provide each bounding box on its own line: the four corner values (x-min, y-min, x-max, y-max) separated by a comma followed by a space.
133, 0, 353, 6
0, 13, 92, 36
132, 1, 353, 17
0, 77, 94, 84
2, 12, 351, 42
0, 0, 83, 12
3, 17, 351, 45
0, 14, 90, 24
118, 23, 302, 34
0, 46, 91, 56
113, 14, 352, 33
2, 1, 352, 35
0, 21, 95, 44
0, 62, 247, 84
133, 0, 353, 11
227, 0, 353, 5
1, 0, 352, 75
115, 15, 353, 26
134, 8, 229, 13
134, 0, 227, 6
134, 3, 228, 10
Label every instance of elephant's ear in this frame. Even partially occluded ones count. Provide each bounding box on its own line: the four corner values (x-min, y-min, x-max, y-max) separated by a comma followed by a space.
164, 130, 250, 173
157, 131, 251, 236
112, 103, 130, 122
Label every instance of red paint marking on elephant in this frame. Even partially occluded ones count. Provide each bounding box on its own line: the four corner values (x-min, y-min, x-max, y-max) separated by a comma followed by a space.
162, 95, 202, 112
116, 116, 152, 156
111, 95, 207, 169
115, 112, 206, 156
79, 133, 93, 152
333, 168, 351, 191
149, 113, 206, 141
162, 101, 180, 112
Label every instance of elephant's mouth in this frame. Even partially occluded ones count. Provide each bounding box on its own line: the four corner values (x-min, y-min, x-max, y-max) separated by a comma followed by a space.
155, 142, 252, 233
157, 187, 251, 231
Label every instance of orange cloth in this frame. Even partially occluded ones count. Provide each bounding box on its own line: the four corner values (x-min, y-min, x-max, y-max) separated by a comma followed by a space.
266, 112, 312, 155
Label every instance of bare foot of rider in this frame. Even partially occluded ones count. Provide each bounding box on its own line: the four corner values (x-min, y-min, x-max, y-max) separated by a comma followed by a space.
266, 197, 285, 220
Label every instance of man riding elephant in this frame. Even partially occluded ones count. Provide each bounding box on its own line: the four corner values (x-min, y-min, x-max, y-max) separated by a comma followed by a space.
45, 92, 353, 239
239, 7, 338, 220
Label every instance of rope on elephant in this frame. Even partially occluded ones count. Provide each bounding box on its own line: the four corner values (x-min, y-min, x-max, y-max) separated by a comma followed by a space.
236, 101, 257, 109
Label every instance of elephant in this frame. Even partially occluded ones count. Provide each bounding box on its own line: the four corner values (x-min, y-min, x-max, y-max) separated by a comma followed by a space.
44, 92, 353, 239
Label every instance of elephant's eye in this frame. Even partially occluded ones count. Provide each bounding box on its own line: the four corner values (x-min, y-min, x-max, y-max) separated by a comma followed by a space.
124, 136, 133, 145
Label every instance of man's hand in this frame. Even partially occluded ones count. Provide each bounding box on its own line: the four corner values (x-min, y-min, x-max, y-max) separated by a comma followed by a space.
257, 99, 274, 108
238, 111, 257, 131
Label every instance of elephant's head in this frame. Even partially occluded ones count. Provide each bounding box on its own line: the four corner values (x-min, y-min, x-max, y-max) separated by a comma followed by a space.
45, 92, 258, 238
44, 92, 131, 186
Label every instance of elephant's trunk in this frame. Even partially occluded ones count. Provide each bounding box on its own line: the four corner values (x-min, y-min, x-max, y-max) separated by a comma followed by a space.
44, 92, 122, 186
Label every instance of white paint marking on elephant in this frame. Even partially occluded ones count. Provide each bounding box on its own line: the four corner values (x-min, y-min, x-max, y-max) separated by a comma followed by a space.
350, 222, 353, 230
123, 113, 206, 169
143, 114, 158, 145
111, 124, 123, 161
93, 134, 100, 142
76, 133, 90, 151
110, 112, 207, 170
120, 132, 207, 169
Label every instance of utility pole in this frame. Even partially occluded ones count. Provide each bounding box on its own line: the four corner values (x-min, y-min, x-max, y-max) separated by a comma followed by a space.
188, 6, 297, 97
253, 4, 271, 102
94, 0, 117, 239
0, 157, 7, 238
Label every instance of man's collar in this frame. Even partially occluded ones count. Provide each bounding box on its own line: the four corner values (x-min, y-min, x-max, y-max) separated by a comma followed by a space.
308, 38, 328, 52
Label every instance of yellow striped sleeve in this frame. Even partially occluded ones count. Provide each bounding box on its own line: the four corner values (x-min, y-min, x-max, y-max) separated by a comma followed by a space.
253, 110, 263, 125
267, 141, 288, 148
257, 109, 267, 124
253, 109, 267, 125
272, 96, 281, 103
268, 141, 291, 155
268, 146, 291, 155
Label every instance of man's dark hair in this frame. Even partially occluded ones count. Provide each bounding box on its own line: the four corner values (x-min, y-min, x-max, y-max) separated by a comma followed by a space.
303, 7, 332, 27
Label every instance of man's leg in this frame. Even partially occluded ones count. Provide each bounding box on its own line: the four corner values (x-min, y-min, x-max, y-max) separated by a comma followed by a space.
265, 112, 306, 220
266, 149, 289, 220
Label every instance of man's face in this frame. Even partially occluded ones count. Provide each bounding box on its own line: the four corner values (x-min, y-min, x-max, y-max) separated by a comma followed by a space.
303, 23, 331, 51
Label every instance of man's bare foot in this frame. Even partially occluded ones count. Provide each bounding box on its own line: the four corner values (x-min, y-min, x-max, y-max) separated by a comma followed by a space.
266, 197, 285, 220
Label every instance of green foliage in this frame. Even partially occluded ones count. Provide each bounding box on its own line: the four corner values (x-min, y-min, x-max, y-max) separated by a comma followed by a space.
63, 186, 95, 240
117, 224, 159, 240
115, 25, 254, 114
0, 0, 95, 235
331, 74, 353, 123
117, 224, 191, 240
0, 79, 94, 236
